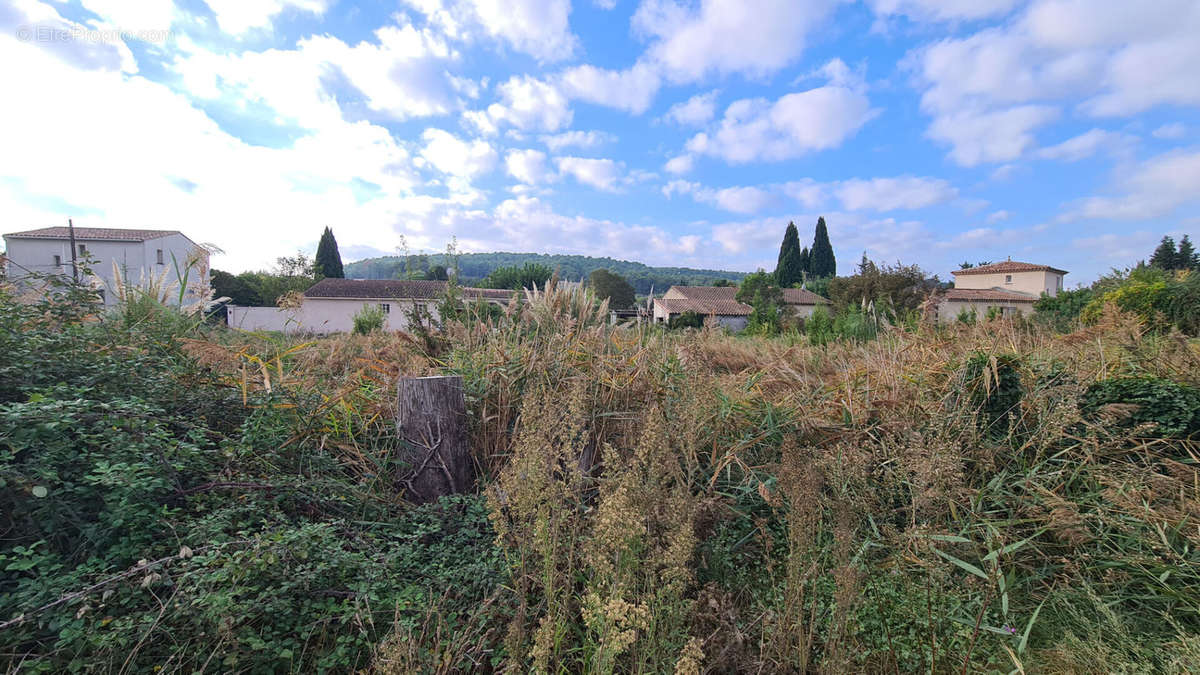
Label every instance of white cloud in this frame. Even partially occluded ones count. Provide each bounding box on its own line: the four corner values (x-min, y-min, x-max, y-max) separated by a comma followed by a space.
986, 210, 1010, 224
540, 129, 614, 152
403, 0, 577, 63
558, 62, 660, 114
202, 0, 331, 34
868, 0, 1019, 22
833, 176, 958, 211
684, 60, 877, 163
667, 175, 956, 214
1063, 149, 1200, 221
174, 20, 459, 123
663, 90, 718, 127
487, 75, 572, 132
633, 0, 839, 83
505, 148, 553, 184
554, 156, 623, 192
663, 154, 694, 175
1152, 123, 1187, 140
81, 0, 177, 31
419, 128, 497, 178
926, 105, 1059, 167
1035, 128, 1129, 162
907, 0, 1200, 165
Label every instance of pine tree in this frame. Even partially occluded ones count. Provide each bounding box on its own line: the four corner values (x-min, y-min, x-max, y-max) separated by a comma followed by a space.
314, 227, 345, 278
1149, 236, 1177, 270
774, 221, 805, 287
1176, 234, 1198, 270
809, 216, 836, 278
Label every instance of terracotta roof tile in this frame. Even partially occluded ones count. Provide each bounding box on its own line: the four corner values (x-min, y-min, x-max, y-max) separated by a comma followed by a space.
952, 261, 1067, 276
655, 285, 830, 317
4, 227, 179, 241
943, 288, 1037, 302
781, 287, 830, 305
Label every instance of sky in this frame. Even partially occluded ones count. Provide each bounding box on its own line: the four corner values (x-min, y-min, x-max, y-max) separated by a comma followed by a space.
1, 0, 1198, 284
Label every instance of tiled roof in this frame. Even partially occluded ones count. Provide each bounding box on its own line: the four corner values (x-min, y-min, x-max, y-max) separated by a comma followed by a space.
4, 227, 179, 241
943, 288, 1037, 302
952, 261, 1068, 276
656, 285, 831, 316
304, 278, 513, 301
659, 286, 754, 316
781, 287, 830, 305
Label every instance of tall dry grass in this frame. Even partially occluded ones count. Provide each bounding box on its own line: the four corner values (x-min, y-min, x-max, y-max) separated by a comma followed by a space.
201, 296, 1200, 672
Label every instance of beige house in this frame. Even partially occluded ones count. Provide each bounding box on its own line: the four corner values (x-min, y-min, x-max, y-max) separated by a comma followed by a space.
652, 285, 829, 331
226, 279, 512, 333
934, 260, 1067, 322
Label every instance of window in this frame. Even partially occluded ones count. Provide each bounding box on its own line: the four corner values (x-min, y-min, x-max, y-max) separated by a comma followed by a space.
53, 254, 62, 267
1057, 276, 1063, 291
1004, 274, 1012, 284
156, 249, 164, 265
379, 303, 390, 314
415, 302, 427, 313
78, 244, 87, 256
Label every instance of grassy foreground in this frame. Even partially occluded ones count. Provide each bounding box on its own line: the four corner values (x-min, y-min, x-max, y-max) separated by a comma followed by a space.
2, 280, 1199, 673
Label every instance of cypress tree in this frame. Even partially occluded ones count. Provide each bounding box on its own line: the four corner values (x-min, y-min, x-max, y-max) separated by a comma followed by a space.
809, 216, 836, 278
1176, 234, 1198, 270
775, 221, 804, 287
798, 247, 811, 278
314, 227, 345, 278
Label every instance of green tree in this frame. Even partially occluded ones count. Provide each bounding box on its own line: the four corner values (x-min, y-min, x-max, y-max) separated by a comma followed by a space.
1177, 234, 1198, 270
1149, 236, 1179, 270
774, 222, 804, 287
589, 269, 635, 309
314, 227, 344, 278
210, 269, 261, 306
482, 262, 553, 290
798, 247, 810, 278
809, 216, 836, 278
735, 270, 783, 307
425, 265, 449, 281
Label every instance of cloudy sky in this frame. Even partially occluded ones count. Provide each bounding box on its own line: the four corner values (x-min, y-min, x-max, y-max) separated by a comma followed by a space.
1, 0, 1198, 282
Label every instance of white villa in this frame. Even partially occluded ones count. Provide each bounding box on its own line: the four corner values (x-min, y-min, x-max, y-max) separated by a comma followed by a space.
934, 260, 1067, 322
2, 226, 210, 306
653, 285, 830, 331
226, 278, 513, 333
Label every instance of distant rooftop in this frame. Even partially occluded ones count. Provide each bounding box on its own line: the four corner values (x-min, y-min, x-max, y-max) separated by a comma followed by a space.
4, 227, 180, 242
943, 288, 1037, 302
656, 285, 829, 317
952, 261, 1068, 276
304, 278, 514, 301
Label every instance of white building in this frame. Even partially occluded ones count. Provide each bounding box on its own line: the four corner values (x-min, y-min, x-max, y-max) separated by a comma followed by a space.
226, 279, 514, 333
652, 285, 830, 331
2, 226, 210, 306
934, 260, 1067, 322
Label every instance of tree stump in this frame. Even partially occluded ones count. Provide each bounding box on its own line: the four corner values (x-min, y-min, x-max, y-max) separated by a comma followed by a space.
395, 375, 471, 503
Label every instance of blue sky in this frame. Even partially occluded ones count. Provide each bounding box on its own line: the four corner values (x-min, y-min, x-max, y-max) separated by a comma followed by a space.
1, 0, 1198, 283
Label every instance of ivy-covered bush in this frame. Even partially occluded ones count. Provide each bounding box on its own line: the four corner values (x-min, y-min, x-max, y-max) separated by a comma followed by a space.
1080, 376, 1200, 439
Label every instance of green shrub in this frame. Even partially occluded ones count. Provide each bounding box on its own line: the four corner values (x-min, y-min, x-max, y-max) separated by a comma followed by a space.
807, 306, 833, 346
352, 303, 386, 334
961, 352, 1024, 435
1080, 376, 1200, 439
669, 310, 703, 329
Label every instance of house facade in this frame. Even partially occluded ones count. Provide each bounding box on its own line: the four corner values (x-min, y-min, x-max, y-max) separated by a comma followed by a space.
934, 260, 1067, 322
2, 226, 209, 306
652, 285, 829, 331
226, 279, 513, 333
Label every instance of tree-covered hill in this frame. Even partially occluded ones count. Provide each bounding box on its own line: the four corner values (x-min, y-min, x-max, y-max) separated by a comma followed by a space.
344, 252, 747, 294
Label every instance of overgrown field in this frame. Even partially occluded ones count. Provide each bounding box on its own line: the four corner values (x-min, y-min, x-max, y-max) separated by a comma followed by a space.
2, 279, 1199, 673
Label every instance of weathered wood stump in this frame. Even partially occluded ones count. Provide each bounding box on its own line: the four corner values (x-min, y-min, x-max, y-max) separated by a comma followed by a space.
395, 375, 471, 503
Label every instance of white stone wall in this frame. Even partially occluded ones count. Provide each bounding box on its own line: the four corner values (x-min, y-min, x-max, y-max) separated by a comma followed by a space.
935, 299, 1033, 323
227, 297, 442, 334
